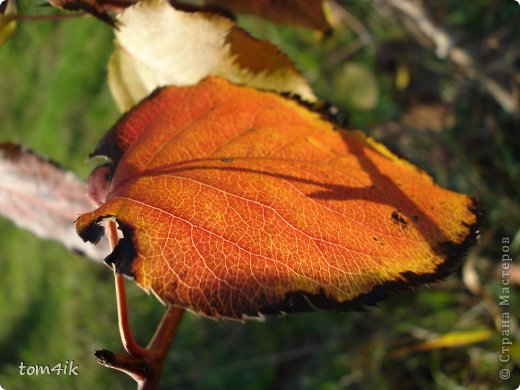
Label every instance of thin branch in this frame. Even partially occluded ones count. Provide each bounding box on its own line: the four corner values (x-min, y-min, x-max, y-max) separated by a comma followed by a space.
375, 0, 518, 114
11, 12, 87, 22
328, 0, 372, 45
113, 268, 149, 357
325, 38, 366, 67
383, 0, 454, 59
324, 1, 372, 66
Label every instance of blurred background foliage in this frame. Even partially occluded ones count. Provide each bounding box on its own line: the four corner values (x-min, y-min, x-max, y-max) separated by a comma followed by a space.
0, 0, 518, 389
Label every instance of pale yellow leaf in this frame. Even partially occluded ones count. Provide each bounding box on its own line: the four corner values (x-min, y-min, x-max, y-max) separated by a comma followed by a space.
109, 0, 315, 112
108, 45, 150, 113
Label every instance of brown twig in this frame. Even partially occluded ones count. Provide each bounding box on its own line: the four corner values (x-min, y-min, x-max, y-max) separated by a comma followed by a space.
94, 220, 186, 389
11, 13, 88, 22
324, 1, 372, 66
328, 0, 372, 45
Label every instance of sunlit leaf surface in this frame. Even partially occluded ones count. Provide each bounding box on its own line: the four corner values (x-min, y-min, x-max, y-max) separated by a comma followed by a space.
77, 77, 482, 319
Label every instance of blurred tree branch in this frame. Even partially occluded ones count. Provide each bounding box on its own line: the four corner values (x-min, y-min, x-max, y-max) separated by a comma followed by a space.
372, 0, 519, 114
325, 1, 373, 66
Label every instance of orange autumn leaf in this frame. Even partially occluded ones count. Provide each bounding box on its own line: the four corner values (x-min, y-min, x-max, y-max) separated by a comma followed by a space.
76, 77, 482, 319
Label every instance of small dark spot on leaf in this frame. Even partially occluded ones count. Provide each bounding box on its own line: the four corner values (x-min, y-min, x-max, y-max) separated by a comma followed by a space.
411, 215, 419, 222
391, 210, 408, 227
220, 157, 234, 163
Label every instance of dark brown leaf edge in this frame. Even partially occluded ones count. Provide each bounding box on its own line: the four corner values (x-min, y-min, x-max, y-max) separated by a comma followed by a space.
260, 199, 485, 315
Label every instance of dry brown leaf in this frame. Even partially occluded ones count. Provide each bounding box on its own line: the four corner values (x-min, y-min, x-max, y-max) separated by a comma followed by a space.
209, 0, 330, 31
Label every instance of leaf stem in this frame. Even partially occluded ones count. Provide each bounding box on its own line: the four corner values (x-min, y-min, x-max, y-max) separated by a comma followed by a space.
138, 306, 185, 390
96, 219, 186, 389
113, 267, 149, 357
149, 305, 185, 353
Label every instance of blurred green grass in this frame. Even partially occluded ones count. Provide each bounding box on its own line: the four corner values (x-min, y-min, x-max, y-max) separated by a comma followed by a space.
0, 1, 519, 389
